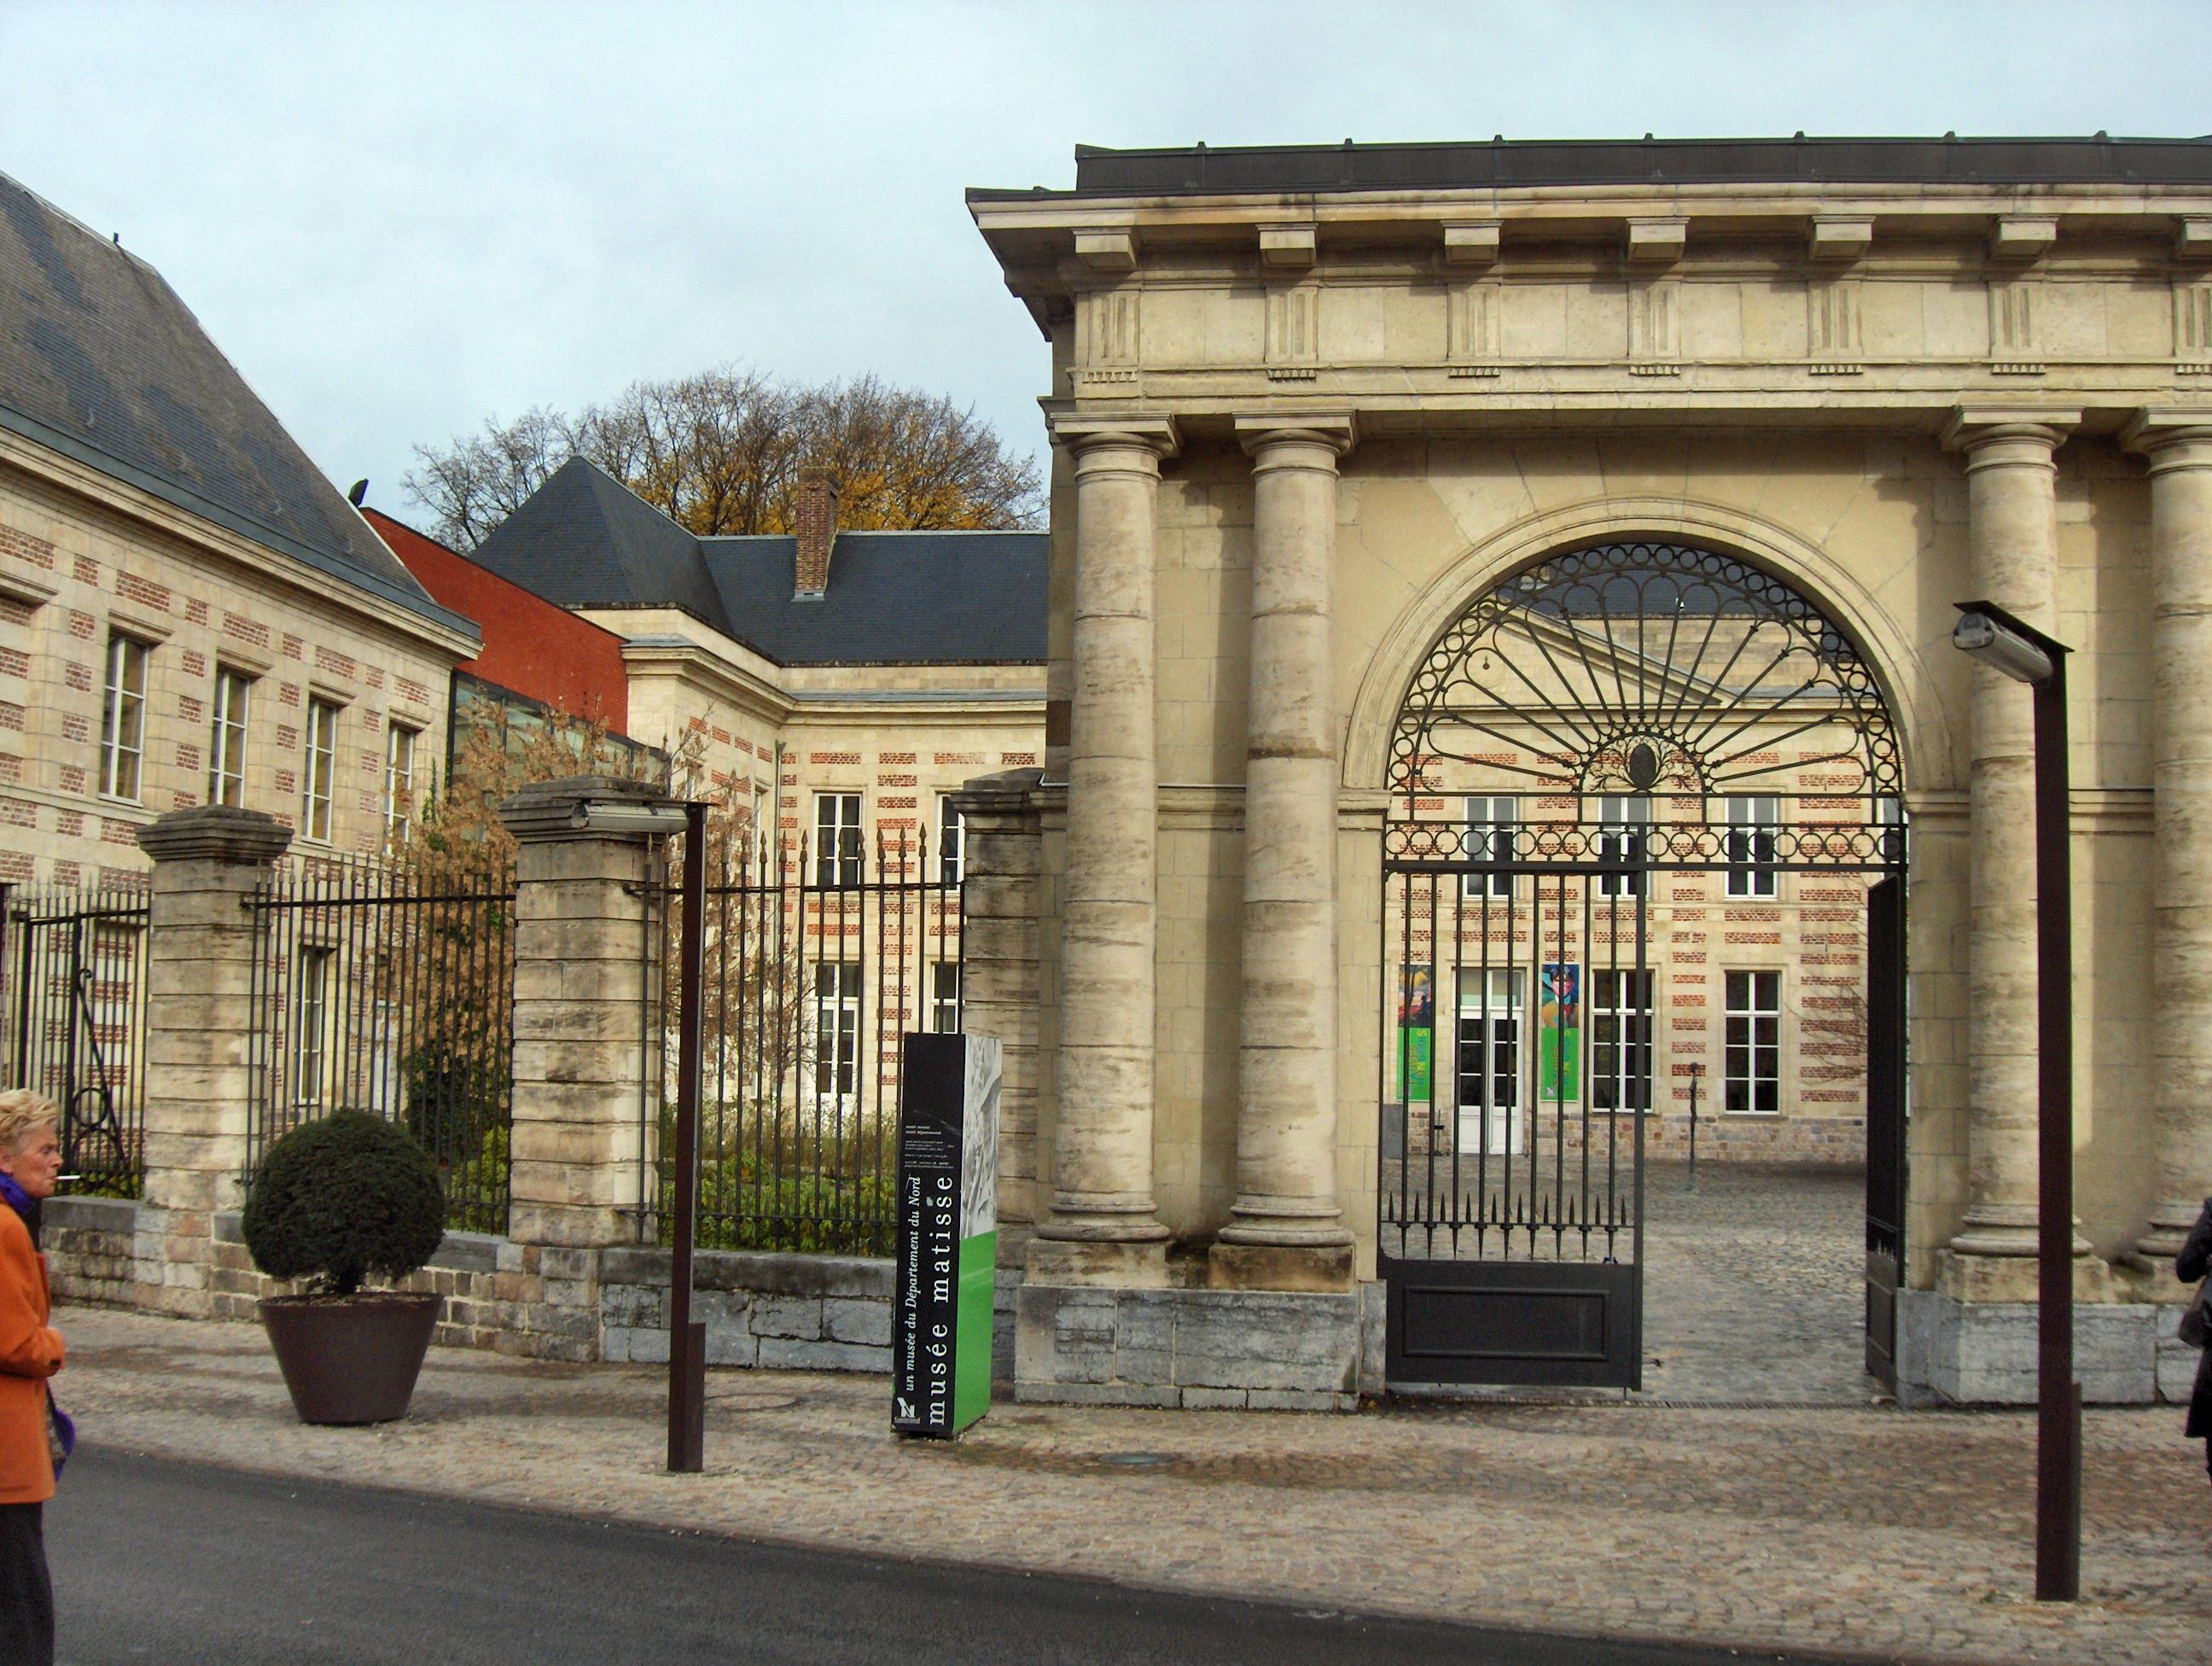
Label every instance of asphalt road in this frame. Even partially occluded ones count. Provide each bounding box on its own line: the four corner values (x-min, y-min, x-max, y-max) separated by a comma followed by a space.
45, 1447, 1822, 1666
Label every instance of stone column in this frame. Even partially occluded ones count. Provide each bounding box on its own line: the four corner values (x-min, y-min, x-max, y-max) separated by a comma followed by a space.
2126, 411, 2212, 1265
135, 807, 292, 1314
500, 775, 661, 1255
951, 766, 1046, 1250
1214, 416, 1357, 1290
1940, 408, 2083, 1295
1030, 416, 1176, 1284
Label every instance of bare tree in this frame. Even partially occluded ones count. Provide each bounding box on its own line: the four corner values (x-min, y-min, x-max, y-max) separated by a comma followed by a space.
405, 369, 1043, 549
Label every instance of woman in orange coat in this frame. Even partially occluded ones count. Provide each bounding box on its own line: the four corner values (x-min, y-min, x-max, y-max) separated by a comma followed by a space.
0, 1090, 66, 1666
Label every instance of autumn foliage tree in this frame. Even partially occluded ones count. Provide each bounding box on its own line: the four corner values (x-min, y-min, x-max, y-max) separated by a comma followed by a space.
404, 369, 1044, 550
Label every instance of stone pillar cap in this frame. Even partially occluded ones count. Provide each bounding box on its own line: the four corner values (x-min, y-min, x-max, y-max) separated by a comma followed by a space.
951, 767, 1045, 814
1941, 405, 2083, 449
499, 774, 672, 842
136, 805, 292, 866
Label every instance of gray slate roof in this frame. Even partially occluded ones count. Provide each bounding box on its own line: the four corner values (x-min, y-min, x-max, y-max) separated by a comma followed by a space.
0, 170, 470, 636
469, 457, 1046, 667
969, 135, 2212, 201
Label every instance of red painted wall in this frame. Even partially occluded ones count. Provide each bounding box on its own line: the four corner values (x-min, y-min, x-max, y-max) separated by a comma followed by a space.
367, 509, 629, 735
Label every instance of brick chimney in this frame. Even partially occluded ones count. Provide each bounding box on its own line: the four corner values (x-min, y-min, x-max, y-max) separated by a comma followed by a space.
793, 467, 839, 598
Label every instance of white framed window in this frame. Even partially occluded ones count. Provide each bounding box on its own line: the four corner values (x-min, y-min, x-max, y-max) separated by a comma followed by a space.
813, 792, 862, 888
1724, 970, 1782, 1114
1453, 967, 1522, 1156
930, 962, 962, 1034
98, 633, 148, 801
1589, 969, 1653, 1113
1596, 795, 1650, 898
207, 666, 251, 808
938, 796, 965, 887
384, 723, 419, 842
303, 698, 340, 842
812, 962, 860, 1106
1462, 795, 1516, 898
294, 946, 335, 1106
1724, 795, 1780, 898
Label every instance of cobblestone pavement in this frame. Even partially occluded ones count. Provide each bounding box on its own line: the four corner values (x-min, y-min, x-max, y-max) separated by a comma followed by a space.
1639, 1162, 1877, 1404
49, 1305, 2211, 1666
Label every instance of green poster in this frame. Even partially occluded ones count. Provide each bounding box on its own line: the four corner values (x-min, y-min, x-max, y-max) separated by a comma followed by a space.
1397, 965, 1434, 1100
1539, 961, 1580, 1101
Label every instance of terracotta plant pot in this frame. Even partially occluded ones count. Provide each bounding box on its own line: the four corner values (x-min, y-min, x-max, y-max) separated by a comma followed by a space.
258, 1292, 440, 1425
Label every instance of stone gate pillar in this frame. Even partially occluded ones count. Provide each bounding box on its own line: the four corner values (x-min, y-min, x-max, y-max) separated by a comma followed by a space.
1214, 416, 1357, 1290
134, 806, 291, 1314
2126, 411, 2212, 1268
1028, 416, 1176, 1284
1939, 406, 2091, 1300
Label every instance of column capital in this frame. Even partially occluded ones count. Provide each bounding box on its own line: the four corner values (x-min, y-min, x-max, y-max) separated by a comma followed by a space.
1048, 413, 1179, 462
1234, 413, 1358, 460
1941, 405, 2081, 458
2122, 405, 2212, 468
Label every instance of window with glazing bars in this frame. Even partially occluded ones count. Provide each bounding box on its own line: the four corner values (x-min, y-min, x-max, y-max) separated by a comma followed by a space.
812, 962, 860, 1104
1724, 970, 1782, 1113
207, 666, 250, 807
1596, 795, 1650, 897
1589, 968, 1653, 1111
294, 946, 335, 1107
1724, 795, 1780, 898
938, 797, 964, 887
813, 793, 862, 887
99, 634, 148, 801
384, 723, 418, 842
1454, 967, 1522, 1120
1461, 795, 1516, 897
303, 698, 339, 842
930, 962, 962, 1034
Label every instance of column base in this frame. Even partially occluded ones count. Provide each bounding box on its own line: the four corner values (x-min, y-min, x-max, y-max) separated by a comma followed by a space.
1896, 1289, 2182, 1407
1208, 1240, 1355, 1293
2133, 1197, 2208, 1267
1024, 1235, 1170, 1288
1936, 1244, 2110, 1303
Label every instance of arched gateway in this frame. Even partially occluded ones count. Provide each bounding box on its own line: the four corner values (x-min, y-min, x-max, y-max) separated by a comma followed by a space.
1377, 539, 1907, 1389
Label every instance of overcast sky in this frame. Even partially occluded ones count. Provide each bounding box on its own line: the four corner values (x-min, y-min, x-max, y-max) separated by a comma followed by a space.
5, 1, 2209, 532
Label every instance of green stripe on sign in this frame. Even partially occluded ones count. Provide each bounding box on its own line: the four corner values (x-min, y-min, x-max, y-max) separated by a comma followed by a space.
954, 1229, 996, 1430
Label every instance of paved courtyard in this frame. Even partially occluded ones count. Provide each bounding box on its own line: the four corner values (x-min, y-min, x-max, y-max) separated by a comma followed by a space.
46, 1301, 2211, 1666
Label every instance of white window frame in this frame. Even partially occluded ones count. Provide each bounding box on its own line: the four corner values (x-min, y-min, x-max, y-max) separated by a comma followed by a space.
294, 945, 335, 1107
99, 633, 148, 801
384, 722, 419, 842
303, 697, 340, 843
207, 666, 251, 808
1589, 968, 1654, 1113
1724, 969, 1783, 1115
938, 796, 965, 888
1462, 795, 1516, 898
930, 961, 962, 1034
1724, 794, 1781, 899
812, 961, 861, 1109
1453, 966, 1522, 1156
1596, 795, 1650, 898
813, 792, 863, 888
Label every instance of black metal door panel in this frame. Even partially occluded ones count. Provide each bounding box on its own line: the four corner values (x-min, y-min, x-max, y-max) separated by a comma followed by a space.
1385, 1255, 1639, 1386
1863, 872, 1907, 1386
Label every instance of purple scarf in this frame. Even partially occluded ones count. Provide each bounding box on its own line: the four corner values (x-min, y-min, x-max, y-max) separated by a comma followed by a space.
0, 1169, 73, 1472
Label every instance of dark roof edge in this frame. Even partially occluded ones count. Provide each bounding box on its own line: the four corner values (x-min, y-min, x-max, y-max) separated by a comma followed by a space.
0, 405, 479, 642
969, 134, 2212, 200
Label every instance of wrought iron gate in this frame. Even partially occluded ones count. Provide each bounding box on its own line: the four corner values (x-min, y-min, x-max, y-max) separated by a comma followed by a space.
1381, 853, 1649, 1388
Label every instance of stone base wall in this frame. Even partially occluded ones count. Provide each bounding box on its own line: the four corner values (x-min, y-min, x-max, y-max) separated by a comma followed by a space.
1896, 1289, 2197, 1407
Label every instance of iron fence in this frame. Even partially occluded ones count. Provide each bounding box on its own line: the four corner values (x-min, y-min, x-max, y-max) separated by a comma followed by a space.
247, 857, 516, 1232
643, 830, 963, 1257
1, 881, 150, 1196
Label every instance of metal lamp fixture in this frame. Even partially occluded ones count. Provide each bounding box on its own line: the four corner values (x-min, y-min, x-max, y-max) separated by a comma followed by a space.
1951, 597, 2078, 1604
568, 800, 689, 836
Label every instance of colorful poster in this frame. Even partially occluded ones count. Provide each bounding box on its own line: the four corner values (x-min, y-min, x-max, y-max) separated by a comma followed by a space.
893, 1031, 1002, 1439
1538, 961, 1580, 1101
1397, 964, 1434, 1101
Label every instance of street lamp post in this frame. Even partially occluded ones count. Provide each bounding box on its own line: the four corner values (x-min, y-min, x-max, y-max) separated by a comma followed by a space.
1950, 599, 2079, 1604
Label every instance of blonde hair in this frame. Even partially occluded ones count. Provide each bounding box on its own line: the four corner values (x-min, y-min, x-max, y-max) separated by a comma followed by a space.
0, 1089, 60, 1158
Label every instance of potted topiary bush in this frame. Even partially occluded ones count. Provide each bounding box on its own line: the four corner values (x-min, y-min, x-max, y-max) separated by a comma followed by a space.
242, 1109, 448, 1425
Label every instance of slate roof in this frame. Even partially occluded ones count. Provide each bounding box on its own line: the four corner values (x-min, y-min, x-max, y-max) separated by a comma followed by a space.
468, 457, 1046, 667
0, 170, 471, 636
969, 135, 2212, 200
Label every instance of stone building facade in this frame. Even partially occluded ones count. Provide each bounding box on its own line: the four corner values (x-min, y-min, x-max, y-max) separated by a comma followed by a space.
965, 136, 2212, 1407
0, 171, 479, 888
